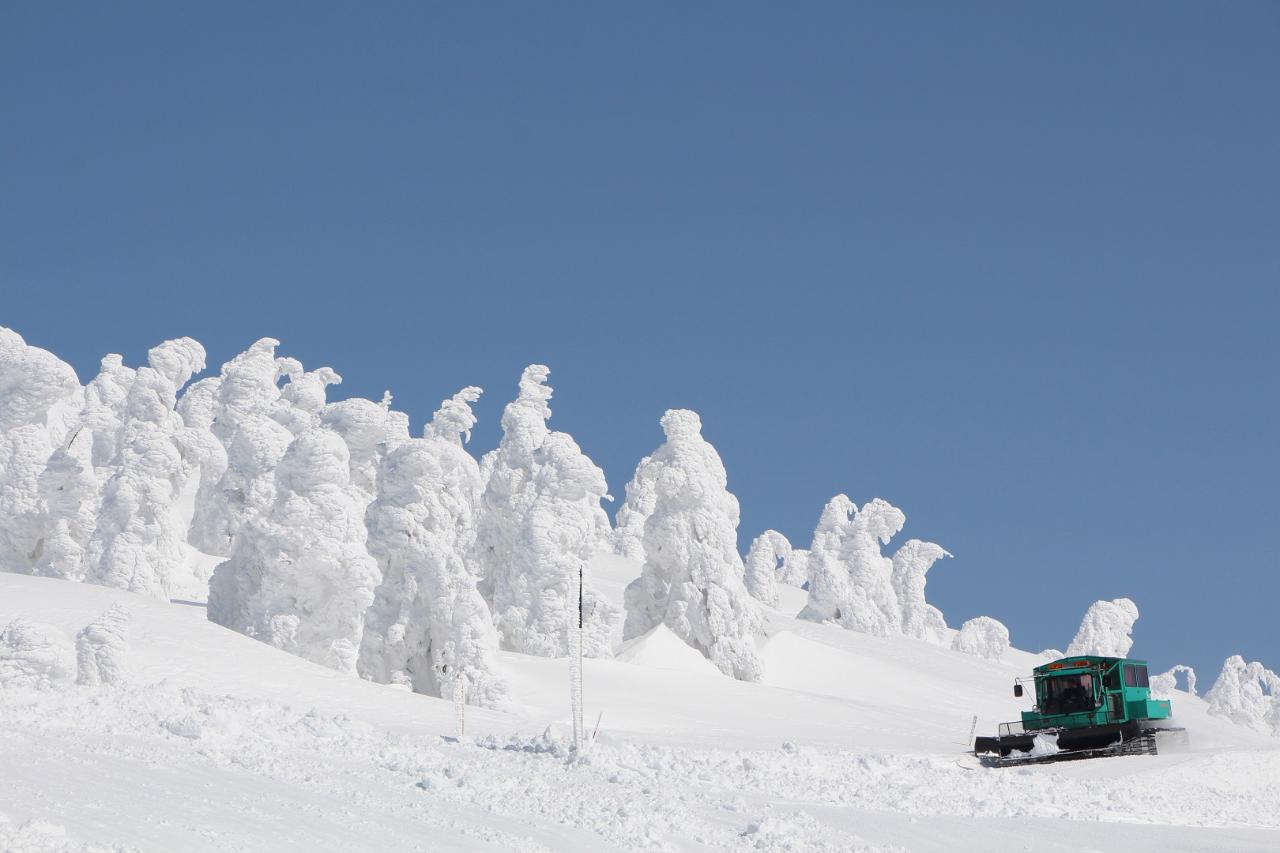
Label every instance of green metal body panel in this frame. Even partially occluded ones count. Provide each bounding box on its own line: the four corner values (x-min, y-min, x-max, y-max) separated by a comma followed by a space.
1020, 656, 1172, 733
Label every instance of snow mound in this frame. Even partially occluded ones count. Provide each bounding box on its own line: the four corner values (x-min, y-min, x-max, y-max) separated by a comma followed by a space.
951, 616, 1009, 660
0, 619, 76, 689
75, 603, 131, 687
0, 816, 139, 853
616, 623, 723, 676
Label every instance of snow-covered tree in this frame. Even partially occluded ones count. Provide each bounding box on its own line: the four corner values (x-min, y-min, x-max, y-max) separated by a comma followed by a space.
0, 619, 76, 690
951, 616, 1009, 660
798, 495, 907, 636
359, 387, 507, 707
744, 530, 791, 608
188, 339, 294, 556
320, 393, 410, 498
1205, 656, 1280, 736
778, 547, 810, 588
0, 328, 83, 575
75, 602, 130, 687
80, 354, 137, 471
208, 427, 380, 674
622, 409, 763, 680
273, 360, 342, 436
85, 338, 208, 598
1066, 598, 1139, 658
477, 366, 615, 657
1150, 664, 1197, 699
891, 539, 951, 644
33, 428, 98, 581
613, 451, 660, 563
497, 431, 618, 657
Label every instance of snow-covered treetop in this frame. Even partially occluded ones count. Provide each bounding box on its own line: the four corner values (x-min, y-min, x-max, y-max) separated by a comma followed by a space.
124, 338, 206, 428
1205, 655, 1280, 736
1066, 598, 1139, 658
213, 337, 282, 439
0, 327, 81, 430
952, 616, 1009, 661
744, 530, 791, 607
498, 364, 553, 459
145, 337, 206, 397
425, 386, 483, 446
277, 359, 342, 422
274, 427, 351, 495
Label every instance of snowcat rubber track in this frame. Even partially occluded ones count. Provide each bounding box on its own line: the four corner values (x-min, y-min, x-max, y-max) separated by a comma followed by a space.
976, 726, 1180, 767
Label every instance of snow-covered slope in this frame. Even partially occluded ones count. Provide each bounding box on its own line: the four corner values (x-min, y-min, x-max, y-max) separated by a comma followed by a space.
2, 559, 1278, 852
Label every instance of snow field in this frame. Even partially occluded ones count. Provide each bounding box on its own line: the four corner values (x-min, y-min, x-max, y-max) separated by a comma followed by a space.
4, 568, 1279, 852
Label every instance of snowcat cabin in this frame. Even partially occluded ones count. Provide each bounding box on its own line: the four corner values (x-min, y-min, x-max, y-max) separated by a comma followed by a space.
1019, 656, 1172, 732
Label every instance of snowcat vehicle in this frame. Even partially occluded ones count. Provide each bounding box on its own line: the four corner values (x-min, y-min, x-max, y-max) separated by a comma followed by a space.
974, 655, 1185, 765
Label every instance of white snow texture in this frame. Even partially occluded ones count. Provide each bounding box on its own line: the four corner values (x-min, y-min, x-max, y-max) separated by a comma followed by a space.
75, 603, 130, 687
744, 529, 791, 608
1206, 655, 1280, 736
951, 616, 1010, 660
1066, 597, 1140, 658
0, 619, 77, 690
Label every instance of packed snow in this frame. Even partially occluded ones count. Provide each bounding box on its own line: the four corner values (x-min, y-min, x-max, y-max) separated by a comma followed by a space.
2, 326, 1279, 852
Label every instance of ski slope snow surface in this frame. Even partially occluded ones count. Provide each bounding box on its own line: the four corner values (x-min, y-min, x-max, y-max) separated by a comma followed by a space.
2, 555, 1278, 852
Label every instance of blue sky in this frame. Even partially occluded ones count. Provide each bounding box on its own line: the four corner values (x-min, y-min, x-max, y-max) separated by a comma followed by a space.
3, 3, 1277, 685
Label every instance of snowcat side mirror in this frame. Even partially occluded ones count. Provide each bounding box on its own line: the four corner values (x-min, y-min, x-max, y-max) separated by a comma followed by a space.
1014, 683, 1024, 698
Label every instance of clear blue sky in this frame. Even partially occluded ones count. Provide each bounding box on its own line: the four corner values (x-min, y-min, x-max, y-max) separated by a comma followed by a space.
3, 3, 1277, 687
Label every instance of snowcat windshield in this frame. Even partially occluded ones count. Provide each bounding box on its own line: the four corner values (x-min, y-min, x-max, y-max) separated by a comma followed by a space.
1040, 673, 1095, 715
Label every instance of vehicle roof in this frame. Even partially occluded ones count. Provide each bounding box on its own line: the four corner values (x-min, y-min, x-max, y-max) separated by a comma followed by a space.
1033, 655, 1149, 675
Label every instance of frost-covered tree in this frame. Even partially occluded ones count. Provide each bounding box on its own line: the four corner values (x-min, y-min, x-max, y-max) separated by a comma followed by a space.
0, 619, 76, 690
359, 387, 507, 707
273, 360, 342, 436
188, 339, 295, 556
0, 328, 83, 575
497, 431, 619, 657
320, 393, 410, 498
1066, 598, 1139, 658
208, 427, 380, 673
75, 603, 131, 687
622, 409, 763, 680
85, 338, 209, 598
477, 366, 615, 656
1150, 664, 1197, 699
1205, 656, 1280, 736
891, 539, 951, 644
80, 354, 137, 472
951, 616, 1009, 660
799, 495, 907, 636
33, 429, 98, 581
778, 547, 810, 588
744, 530, 791, 608
613, 452, 660, 563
